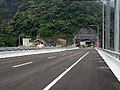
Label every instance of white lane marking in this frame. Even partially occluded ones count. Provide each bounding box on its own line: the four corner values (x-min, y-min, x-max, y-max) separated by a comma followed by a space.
43, 52, 89, 90
100, 67, 109, 69
12, 62, 33, 68
99, 61, 105, 62
62, 54, 67, 56
48, 56, 56, 59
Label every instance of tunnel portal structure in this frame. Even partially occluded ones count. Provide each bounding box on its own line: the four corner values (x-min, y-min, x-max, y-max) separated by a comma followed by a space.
75, 27, 98, 47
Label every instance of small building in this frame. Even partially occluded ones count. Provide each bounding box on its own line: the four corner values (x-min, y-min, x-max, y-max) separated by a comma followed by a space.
21, 35, 47, 48
22, 37, 32, 47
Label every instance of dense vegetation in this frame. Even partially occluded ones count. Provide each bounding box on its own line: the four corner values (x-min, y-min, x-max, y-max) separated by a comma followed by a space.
0, 0, 102, 46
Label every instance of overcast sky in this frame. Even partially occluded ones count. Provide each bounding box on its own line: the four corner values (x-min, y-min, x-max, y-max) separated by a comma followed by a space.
101, 0, 114, 7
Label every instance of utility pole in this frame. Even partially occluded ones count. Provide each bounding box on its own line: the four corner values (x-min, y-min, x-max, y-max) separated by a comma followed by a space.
114, 0, 119, 52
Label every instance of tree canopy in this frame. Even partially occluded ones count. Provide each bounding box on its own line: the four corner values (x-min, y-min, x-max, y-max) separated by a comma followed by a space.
0, 0, 102, 46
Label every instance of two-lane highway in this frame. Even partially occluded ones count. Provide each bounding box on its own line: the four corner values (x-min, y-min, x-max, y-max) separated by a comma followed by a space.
0, 48, 120, 90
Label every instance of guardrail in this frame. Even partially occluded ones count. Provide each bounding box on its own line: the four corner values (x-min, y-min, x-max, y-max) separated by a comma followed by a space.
100, 48, 120, 60
96, 48, 120, 82
0, 47, 48, 52
0, 47, 79, 59
0, 47, 75, 52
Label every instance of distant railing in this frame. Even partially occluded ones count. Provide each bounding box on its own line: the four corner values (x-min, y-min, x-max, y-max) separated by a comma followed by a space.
100, 48, 120, 60
96, 48, 120, 82
0, 46, 76, 52
0, 47, 42, 52
0, 46, 78, 59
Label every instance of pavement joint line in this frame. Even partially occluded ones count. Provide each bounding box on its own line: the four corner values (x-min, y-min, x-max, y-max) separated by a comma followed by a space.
12, 61, 33, 68
43, 52, 89, 90
48, 56, 56, 59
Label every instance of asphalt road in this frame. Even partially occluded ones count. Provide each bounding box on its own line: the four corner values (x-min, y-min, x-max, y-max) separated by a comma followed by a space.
0, 48, 120, 90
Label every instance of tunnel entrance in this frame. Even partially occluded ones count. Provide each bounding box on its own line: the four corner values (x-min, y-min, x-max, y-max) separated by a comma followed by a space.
75, 27, 98, 47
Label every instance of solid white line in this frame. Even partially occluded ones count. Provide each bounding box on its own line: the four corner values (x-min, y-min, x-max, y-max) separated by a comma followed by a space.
48, 56, 56, 59
12, 62, 33, 68
43, 52, 89, 90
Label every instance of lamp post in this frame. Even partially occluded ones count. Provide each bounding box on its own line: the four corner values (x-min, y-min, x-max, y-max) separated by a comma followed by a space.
19, 34, 24, 46
102, 3, 105, 49
90, 25, 99, 47
74, 35, 76, 47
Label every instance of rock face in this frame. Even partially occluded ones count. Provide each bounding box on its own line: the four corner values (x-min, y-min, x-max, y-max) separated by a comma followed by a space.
75, 27, 97, 41
57, 38, 67, 47
76, 27, 97, 35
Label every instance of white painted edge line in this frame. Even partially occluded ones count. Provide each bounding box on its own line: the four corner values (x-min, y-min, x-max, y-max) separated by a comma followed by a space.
12, 61, 33, 68
43, 52, 89, 90
48, 56, 56, 59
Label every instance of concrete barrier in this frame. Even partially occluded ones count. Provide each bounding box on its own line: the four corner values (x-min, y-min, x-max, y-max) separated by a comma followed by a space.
0, 47, 79, 59
96, 49, 120, 82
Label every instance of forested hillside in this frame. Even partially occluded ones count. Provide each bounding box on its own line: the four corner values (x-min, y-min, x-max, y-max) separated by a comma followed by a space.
0, 0, 102, 46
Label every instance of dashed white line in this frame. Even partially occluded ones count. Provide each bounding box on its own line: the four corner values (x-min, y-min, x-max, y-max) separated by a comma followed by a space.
99, 61, 105, 62
100, 67, 109, 69
48, 56, 56, 59
43, 52, 89, 90
62, 54, 67, 56
12, 61, 33, 68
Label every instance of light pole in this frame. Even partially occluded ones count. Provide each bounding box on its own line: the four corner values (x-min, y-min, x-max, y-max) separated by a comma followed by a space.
73, 35, 76, 47
90, 25, 99, 47
73, 29, 76, 47
102, 3, 105, 49
19, 34, 24, 46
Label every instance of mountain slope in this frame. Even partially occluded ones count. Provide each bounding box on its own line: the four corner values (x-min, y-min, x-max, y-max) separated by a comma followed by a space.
0, 0, 102, 46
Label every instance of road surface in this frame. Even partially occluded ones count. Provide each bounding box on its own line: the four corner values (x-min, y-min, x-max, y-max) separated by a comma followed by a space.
0, 48, 120, 90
